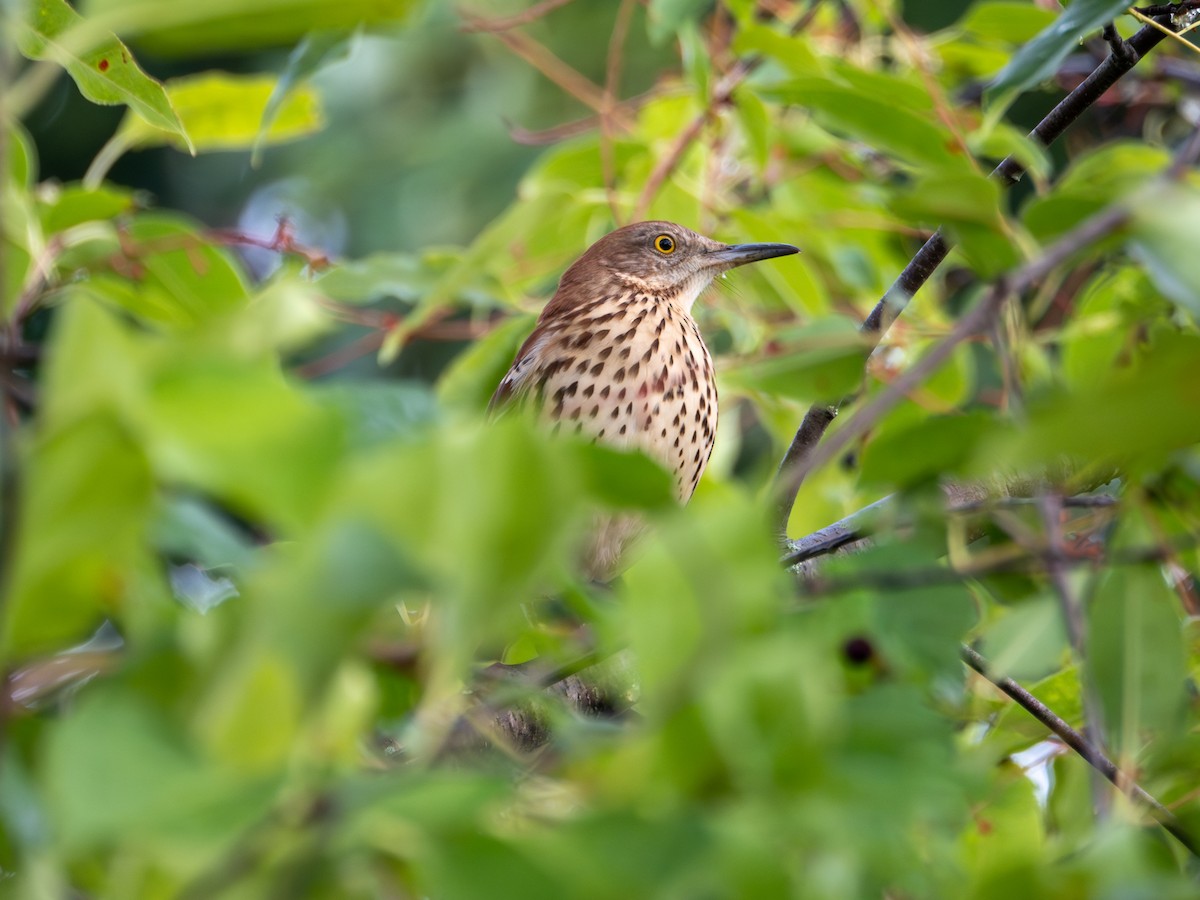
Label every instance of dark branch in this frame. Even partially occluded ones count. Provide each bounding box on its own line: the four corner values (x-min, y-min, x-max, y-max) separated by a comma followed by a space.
961, 644, 1199, 858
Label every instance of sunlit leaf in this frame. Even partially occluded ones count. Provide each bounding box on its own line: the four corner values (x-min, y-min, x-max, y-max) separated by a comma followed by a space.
18, 0, 187, 144
114, 72, 325, 154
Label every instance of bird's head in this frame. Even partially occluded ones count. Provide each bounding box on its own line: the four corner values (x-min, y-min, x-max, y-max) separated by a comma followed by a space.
558, 220, 799, 311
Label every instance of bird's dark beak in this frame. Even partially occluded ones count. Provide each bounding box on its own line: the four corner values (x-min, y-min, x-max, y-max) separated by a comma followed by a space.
705, 242, 800, 268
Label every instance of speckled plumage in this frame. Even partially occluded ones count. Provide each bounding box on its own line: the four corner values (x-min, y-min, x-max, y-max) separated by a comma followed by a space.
491, 221, 797, 577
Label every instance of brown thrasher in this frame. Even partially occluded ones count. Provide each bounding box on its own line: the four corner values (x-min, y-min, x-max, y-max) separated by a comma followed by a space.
490, 220, 798, 577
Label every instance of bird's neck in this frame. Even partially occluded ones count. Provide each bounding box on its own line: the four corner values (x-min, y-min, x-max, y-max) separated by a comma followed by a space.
612, 271, 716, 315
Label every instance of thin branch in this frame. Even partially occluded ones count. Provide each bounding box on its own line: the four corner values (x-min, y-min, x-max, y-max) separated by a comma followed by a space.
632, 2, 823, 220
600, 0, 637, 223
458, 8, 611, 114
506, 87, 663, 144
961, 644, 1199, 858
1039, 493, 1114, 819
801, 536, 1200, 595
295, 329, 385, 379
770, 14, 1179, 536
781, 489, 1119, 569
208, 220, 332, 271
458, 0, 576, 32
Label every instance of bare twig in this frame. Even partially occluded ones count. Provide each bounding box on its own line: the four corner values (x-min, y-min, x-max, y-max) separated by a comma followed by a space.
1039, 493, 1114, 818
458, 8, 612, 115
802, 535, 1200, 595
601, 0, 637, 223
209, 221, 332, 271
632, 3, 824, 220
458, 0, 576, 32
771, 14, 1179, 536
961, 644, 1199, 858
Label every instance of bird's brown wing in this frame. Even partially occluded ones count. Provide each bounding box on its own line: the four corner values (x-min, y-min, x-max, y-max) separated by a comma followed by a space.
486, 323, 550, 418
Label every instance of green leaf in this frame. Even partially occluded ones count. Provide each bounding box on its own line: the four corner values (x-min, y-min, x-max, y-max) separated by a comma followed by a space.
436, 314, 533, 412
977, 596, 1068, 682
80, 212, 250, 327
1002, 331, 1200, 473
571, 441, 675, 511
721, 317, 868, 403
116, 72, 325, 154
957, 1, 1059, 45
1087, 567, 1188, 752
860, 411, 993, 488
313, 380, 439, 449
647, 0, 713, 46
80, 0, 420, 54
986, 0, 1131, 107
154, 495, 259, 571
44, 687, 275, 851
4, 414, 155, 656
889, 171, 1020, 276
767, 75, 969, 171
252, 29, 358, 165
1022, 141, 1170, 242
1129, 182, 1200, 321
18, 0, 188, 146
37, 182, 137, 235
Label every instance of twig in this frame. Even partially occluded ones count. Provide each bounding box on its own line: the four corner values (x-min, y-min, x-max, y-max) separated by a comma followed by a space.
632, 2, 824, 220
600, 0, 637, 223
961, 644, 1199, 858
1039, 493, 1114, 818
632, 58, 754, 222
458, 8, 611, 114
209, 221, 331, 271
802, 536, 1200, 595
770, 14, 1179, 536
458, 0, 576, 32
506, 87, 663, 145
295, 329, 385, 379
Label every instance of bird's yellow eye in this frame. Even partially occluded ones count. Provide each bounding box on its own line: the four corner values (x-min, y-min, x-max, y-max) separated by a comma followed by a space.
653, 234, 675, 254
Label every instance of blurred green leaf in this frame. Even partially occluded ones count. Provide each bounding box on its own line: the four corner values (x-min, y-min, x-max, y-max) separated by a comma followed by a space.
647, 0, 713, 46
956, 1, 1058, 45
860, 411, 993, 488
768, 75, 969, 170
889, 172, 1020, 276
4, 414, 155, 656
252, 29, 358, 165
1129, 182, 1200, 321
1087, 566, 1188, 752
977, 596, 1067, 682
80, 0, 420, 54
115, 71, 324, 154
155, 495, 259, 571
37, 182, 137, 235
436, 314, 532, 412
313, 379, 439, 448
74, 212, 250, 327
985, 0, 1130, 107
1001, 331, 1200, 472
44, 687, 275, 851
722, 318, 868, 403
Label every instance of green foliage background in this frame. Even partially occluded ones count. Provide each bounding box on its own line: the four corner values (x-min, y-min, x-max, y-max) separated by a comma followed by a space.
2, 0, 1200, 896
